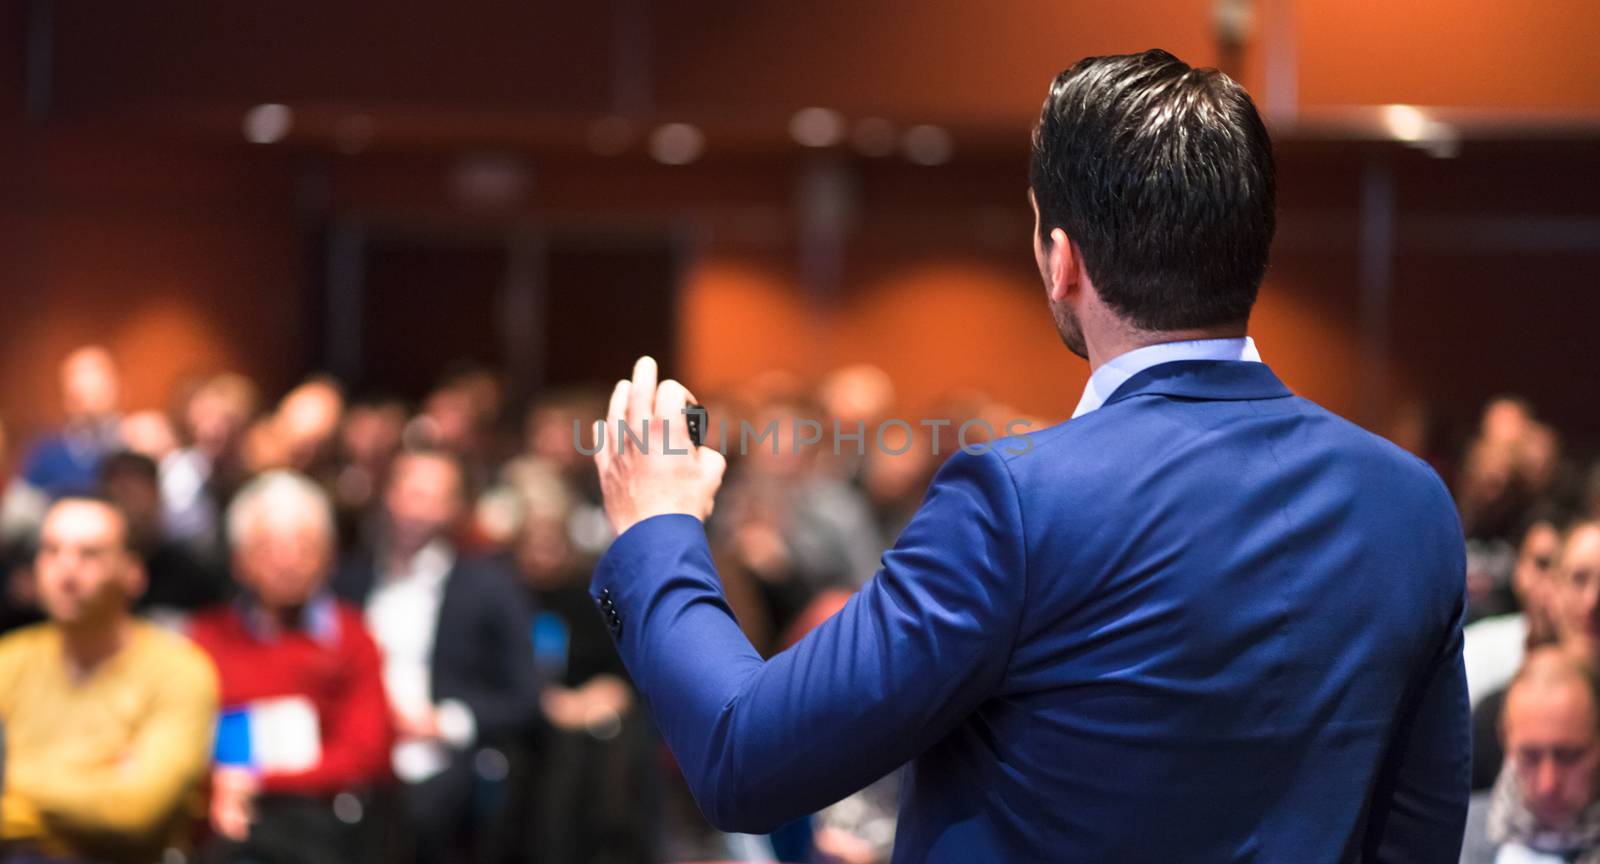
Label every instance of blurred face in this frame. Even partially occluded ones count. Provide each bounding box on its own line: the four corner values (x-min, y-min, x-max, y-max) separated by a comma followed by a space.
1518, 522, 1563, 642
187, 381, 254, 458
233, 512, 331, 611
863, 446, 929, 506
1521, 424, 1561, 490
528, 406, 583, 468
1461, 438, 1517, 503
420, 389, 476, 453
60, 348, 120, 423
278, 382, 343, 466
820, 365, 893, 427
514, 514, 573, 587
1506, 679, 1600, 830
120, 410, 179, 459
384, 454, 463, 555
35, 500, 142, 628
341, 404, 404, 466
1554, 525, 1600, 660
747, 404, 811, 479
1483, 398, 1533, 445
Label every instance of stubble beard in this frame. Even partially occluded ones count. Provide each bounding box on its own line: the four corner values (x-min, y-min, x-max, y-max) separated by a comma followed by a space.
1051, 297, 1088, 360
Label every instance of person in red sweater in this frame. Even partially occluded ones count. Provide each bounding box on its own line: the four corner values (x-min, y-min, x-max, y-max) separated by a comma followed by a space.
188, 469, 393, 863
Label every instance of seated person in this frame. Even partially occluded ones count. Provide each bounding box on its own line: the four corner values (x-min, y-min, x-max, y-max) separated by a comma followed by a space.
1477, 520, 1600, 792
12, 347, 124, 501
0, 497, 219, 862
333, 449, 540, 864
1462, 647, 1600, 864
507, 491, 653, 864
1465, 514, 1566, 708
188, 470, 393, 863
99, 450, 230, 617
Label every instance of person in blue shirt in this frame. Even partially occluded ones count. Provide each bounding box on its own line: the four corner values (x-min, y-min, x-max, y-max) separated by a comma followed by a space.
18, 345, 124, 499
588, 49, 1469, 863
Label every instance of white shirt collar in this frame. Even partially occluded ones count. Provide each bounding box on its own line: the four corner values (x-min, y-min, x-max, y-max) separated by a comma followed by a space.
382, 539, 455, 589
1071, 337, 1262, 419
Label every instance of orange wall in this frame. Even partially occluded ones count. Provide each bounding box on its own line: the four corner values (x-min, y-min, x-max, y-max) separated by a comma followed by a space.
0, 131, 305, 450
679, 254, 824, 394
679, 243, 1369, 427
47, 2, 1600, 132
1296, 0, 1600, 111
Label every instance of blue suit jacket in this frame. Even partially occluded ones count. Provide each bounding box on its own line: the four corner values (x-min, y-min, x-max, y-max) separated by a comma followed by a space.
593, 361, 1470, 862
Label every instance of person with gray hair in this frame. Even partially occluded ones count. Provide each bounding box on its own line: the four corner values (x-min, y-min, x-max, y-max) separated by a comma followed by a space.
188, 469, 393, 864
225, 468, 337, 553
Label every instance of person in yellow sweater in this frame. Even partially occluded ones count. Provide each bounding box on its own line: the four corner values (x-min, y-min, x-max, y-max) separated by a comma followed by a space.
0, 496, 219, 863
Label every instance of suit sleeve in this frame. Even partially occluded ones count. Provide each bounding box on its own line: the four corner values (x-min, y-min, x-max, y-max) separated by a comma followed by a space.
1360, 508, 1471, 863
592, 447, 1027, 833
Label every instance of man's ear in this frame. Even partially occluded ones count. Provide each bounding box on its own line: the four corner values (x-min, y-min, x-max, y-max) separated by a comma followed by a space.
1047, 227, 1078, 302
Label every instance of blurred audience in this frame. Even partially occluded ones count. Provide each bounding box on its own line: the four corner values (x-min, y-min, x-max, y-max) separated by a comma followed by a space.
99, 450, 231, 617
403, 369, 505, 495
503, 461, 656, 864
19, 347, 125, 499
334, 449, 540, 864
1462, 647, 1600, 864
0, 497, 218, 862
1459, 397, 1583, 620
163, 373, 260, 558
9, 340, 1600, 861
1476, 520, 1600, 792
1, 348, 126, 563
516, 393, 612, 559
1466, 515, 1567, 707
1549, 522, 1600, 672
188, 471, 393, 864
243, 378, 346, 483
817, 363, 896, 485
332, 397, 407, 547
712, 391, 884, 642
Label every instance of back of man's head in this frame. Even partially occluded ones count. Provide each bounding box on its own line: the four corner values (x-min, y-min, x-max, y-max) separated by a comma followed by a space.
1029, 48, 1276, 332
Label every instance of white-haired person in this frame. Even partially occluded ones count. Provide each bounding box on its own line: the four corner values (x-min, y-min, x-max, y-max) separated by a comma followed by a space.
187, 470, 393, 863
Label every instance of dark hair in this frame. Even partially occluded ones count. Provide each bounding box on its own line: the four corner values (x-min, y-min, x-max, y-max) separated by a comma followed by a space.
1520, 499, 1574, 541
99, 449, 160, 487
1029, 49, 1276, 331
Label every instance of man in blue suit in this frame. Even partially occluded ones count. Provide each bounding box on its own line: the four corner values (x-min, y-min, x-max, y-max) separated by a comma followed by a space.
589, 49, 1469, 862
